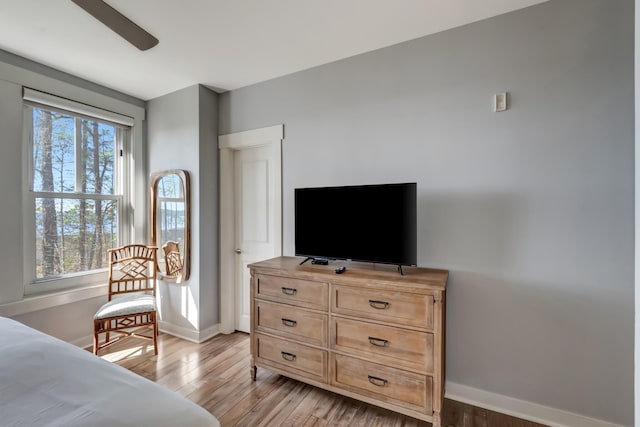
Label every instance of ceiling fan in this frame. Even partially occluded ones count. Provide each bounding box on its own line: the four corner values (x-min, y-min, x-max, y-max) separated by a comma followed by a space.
71, 0, 159, 51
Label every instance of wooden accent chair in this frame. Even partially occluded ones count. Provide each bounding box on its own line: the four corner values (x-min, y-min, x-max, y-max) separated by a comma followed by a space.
93, 244, 159, 356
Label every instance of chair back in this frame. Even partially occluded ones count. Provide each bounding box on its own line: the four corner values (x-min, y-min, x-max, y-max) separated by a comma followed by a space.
162, 241, 183, 278
107, 244, 158, 300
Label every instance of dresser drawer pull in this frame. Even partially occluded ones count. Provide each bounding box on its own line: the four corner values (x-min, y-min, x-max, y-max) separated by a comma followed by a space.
367, 375, 388, 387
281, 287, 297, 295
368, 299, 390, 309
281, 351, 297, 361
368, 336, 389, 347
281, 318, 297, 327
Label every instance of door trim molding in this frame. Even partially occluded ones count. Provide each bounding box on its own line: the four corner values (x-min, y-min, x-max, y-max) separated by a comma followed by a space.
218, 124, 283, 334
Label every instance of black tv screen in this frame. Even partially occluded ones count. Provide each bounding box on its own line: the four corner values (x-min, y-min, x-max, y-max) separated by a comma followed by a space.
295, 183, 417, 266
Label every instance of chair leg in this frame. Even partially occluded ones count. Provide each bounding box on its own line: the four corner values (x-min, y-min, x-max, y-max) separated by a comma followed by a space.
153, 318, 158, 355
93, 325, 99, 356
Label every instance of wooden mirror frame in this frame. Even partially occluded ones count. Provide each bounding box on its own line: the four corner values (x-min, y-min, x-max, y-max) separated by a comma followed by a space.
150, 169, 191, 282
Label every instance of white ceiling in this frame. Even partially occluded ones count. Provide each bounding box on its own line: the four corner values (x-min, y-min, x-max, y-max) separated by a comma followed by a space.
0, 0, 549, 100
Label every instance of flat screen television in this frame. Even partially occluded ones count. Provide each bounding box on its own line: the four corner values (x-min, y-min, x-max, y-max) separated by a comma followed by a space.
295, 182, 417, 268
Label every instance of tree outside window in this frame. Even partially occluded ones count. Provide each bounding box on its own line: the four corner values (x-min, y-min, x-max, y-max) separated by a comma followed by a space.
30, 106, 125, 280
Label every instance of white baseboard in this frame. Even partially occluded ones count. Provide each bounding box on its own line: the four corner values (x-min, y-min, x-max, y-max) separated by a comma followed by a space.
445, 382, 623, 427
158, 320, 221, 343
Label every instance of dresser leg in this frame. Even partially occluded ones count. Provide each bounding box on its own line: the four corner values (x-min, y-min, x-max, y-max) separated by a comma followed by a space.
432, 411, 441, 427
250, 365, 257, 381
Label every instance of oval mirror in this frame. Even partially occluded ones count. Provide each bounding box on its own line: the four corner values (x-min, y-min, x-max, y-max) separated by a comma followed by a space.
150, 169, 190, 282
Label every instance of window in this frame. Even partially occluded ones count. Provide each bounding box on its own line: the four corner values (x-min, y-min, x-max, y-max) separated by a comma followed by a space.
24, 92, 133, 291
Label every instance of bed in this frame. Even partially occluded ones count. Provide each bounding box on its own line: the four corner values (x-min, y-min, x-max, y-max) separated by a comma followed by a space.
0, 316, 220, 427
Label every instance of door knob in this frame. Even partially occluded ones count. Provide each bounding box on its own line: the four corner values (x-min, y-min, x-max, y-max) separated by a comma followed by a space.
234, 248, 242, 254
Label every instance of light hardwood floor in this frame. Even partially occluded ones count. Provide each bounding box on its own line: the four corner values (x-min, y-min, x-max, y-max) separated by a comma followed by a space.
100, 332, 547, 427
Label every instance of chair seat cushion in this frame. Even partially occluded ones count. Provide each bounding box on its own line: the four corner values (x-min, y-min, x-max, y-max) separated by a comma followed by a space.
94, 294, 156, 320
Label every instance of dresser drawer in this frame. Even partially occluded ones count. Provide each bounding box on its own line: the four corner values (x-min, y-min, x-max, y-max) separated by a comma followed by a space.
332, 317, 433, 373
254, 333, 327, 382
256, 274, 328, 310
255, 300, 327, 347
332, 285, 433, 329
331, 353, 432, 412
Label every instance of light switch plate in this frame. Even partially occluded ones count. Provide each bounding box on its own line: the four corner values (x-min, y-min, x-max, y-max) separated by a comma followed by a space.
494, 92, 508, 112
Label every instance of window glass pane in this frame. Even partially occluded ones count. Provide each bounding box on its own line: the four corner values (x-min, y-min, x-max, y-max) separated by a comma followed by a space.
35, 197, 119, 279
32, 108, 75, 193
157, 175, 185, 252
159, 199, 186, 249
157, 174, 182, 198
29, 101, 128, 286
80, 119, 116, 195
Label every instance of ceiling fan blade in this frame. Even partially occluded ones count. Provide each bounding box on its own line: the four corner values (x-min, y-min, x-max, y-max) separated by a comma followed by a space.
71, 0, 159, 51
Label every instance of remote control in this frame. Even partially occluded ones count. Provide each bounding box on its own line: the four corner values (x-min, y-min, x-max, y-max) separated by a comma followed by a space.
335, 266, 346, 274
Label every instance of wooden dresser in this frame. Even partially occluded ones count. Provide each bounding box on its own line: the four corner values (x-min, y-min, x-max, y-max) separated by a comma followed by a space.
248, 256, 448, 426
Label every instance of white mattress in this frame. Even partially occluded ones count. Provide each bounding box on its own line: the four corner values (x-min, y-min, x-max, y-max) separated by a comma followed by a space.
0, 317, 219, 427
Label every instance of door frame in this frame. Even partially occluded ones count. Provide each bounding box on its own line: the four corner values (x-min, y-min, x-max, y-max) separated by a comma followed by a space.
218, 124, 283, 334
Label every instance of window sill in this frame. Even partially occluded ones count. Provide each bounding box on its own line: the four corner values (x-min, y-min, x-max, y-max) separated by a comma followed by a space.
0, 283, 108, 317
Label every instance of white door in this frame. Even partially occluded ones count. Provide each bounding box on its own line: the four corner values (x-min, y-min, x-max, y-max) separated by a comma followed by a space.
219, 125, 283, 335
233, 145, 280, 332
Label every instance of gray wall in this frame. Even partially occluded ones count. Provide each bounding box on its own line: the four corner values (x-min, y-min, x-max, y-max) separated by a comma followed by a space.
219, 0, 634, 424
0, 79, 25, 304
198, 85, 220, 329
635, 0, 639, 424
147, 85, 219, 336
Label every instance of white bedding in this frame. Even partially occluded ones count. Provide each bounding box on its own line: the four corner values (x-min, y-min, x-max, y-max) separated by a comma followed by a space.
0, 317, 219, 427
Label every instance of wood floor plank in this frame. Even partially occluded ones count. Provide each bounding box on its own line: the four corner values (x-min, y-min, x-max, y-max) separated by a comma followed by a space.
302, 415, 327, 427
204, 369, 279, 416
99, 332, 548, 427
254, 382, 313, 427
180, 348, 250, 401
325, 398, 362, 426
159, 339, 250, 390
280, 387, 329, 427
231, 379, 311, 427
214, 373, 291, 424
309, 387, 354, 422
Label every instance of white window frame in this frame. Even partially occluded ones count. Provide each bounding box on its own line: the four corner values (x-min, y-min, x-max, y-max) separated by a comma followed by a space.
22, 89, 135, 295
